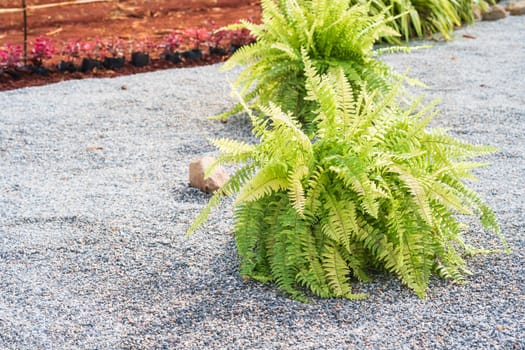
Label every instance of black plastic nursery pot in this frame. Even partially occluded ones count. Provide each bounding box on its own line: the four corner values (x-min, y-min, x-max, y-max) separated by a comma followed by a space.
103, 57, 126, 70
230, 44, 241, 53
2, 69, 22, 80
181, 49, 202, 61
30, 65, 50, 76
80, 58, 103, 72
131, 52, 150, 67
163, 52, 182, 64
57, 60, 78, 73
210, 47, 228, 56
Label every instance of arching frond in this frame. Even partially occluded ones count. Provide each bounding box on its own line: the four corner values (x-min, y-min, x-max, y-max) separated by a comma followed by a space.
388, 164, 433, 225
209, 138, 256, 172
322, 243, 367, 300
287, 165, 308, 215
235, 162, 289, 204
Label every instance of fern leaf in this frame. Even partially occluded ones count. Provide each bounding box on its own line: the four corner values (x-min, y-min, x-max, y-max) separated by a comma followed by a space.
338, 243, 371, 283
271, 42, 300, 60
321, 193, 359, 252
287, 165, 309, 215
302, 52, 339, 130
399, 246, 431, 299
211, 138, 255, 159
322, 243, 366, 299
322, 243, 351, 297
304, 166, 326, 219
186, 192, 222, 236
327, 155, 381, 218
267, 229, 305, 301
296, 226, 331, 297
234, 201, 266, 277
428, 181, 473, 215
235, 163, 288, 204
264, 202, 311, 301
332, 66, 356, 129
260, 102, 312, 151
389, 164, 433, 225
220, 164, 256, 196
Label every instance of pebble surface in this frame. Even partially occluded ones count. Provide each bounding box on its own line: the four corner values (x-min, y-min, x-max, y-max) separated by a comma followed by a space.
1, 13, 524, 350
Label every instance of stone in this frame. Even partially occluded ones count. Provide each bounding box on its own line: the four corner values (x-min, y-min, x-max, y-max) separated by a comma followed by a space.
507, 1, 525, 15
189, 156, 229, 193
472, 5, 483, 21
482, 5, 507, 21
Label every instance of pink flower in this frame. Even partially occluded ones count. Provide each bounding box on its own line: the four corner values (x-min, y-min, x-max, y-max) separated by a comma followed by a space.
60, 39, 82, 61
196, 28, 210, 42
30, 37, 55, 66
0, 44, 23, 70
161, 31, 184, 53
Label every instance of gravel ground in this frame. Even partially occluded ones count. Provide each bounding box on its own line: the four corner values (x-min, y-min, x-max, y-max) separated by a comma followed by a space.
1, 12, 524, 350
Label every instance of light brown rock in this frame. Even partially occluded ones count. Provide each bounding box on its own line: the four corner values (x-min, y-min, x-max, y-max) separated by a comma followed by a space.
507, 1, 525, 15
472, 4, 483, 21
482, 5, 508, 21
189, 156, 229, 193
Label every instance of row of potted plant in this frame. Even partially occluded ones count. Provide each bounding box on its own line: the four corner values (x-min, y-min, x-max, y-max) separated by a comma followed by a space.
0, 25, 255, 77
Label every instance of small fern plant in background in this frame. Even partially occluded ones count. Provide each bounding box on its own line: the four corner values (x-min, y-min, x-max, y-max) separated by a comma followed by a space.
188, 58, 508, 301
217, 0, 405, 132
351, 0, 495, 43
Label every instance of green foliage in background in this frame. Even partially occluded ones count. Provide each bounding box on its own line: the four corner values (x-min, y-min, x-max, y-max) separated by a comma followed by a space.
189, 57, 508, 300
352, 0, 495, 42
218, 0, 406, 132
218, 0, 494, 130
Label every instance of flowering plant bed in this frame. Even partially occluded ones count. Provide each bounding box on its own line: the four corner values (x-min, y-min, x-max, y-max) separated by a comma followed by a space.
0, 0, 260, 91
0, 26, 255, 91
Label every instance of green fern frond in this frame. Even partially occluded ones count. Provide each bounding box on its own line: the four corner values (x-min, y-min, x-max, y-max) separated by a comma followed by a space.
261, 102, 312, 151
389, 164, 433, 225
234, 201, 266, 277
287, 165, 309, 216
235, 162, 289, 204
220, 164, 257, 196
211, 138, 255, 158
321, 193, 359, 252
322, 242, 352, 297
187, 163, 258, 236
264, 200, 312, 301
338, 242, 371, 283
332, 67, 357, 128
296, 226, 331, 298
209, 103, 244, 121
267, 228, 305, 300
186, 192, 222, 236
322, 243, 367, 300
428, 181, 474, 215
398, 232, 433, 299
207, 139, 255, 176
304, 166, 326, 219
326, 155, 382, 218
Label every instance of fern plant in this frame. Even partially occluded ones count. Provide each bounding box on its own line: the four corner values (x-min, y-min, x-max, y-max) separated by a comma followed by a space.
353, 0, 495, 43
218, 0, 404, 132
189, 58, 508, 301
